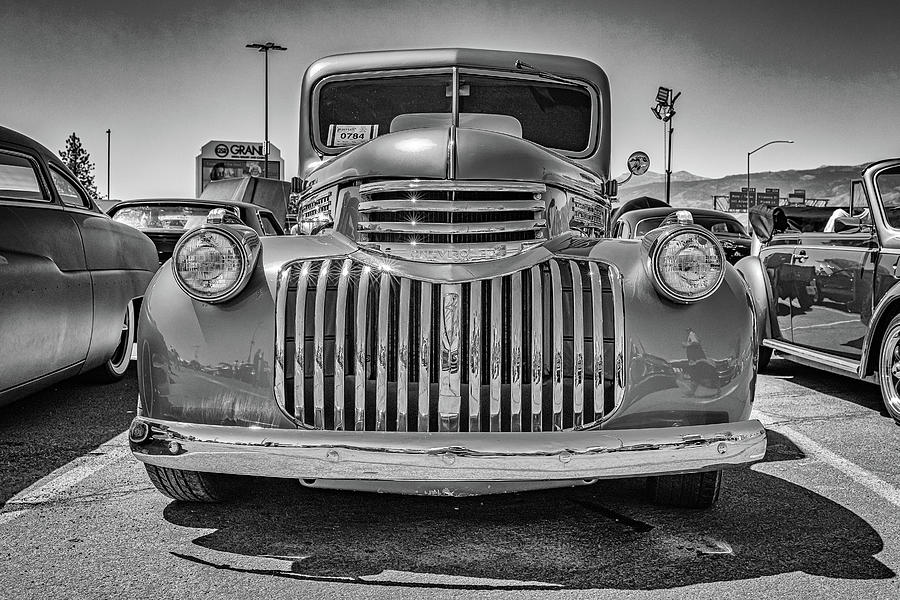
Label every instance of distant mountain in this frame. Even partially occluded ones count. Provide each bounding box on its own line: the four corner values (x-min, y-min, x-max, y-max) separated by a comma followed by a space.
615, 164, 869, 209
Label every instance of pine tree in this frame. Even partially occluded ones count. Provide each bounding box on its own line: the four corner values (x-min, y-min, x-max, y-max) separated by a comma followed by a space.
58, 132, 99, 198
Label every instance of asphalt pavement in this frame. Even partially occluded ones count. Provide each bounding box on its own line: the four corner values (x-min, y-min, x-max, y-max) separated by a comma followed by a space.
2, 358, 900, 599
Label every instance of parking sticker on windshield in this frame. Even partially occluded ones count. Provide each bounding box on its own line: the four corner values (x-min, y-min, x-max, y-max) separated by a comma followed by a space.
327, 124, 379, 147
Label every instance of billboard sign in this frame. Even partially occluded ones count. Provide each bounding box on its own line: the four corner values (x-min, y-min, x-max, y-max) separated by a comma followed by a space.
196, 140, 284, 196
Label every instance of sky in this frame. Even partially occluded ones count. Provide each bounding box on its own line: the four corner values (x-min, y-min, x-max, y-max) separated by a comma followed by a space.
2, 0, 899, 200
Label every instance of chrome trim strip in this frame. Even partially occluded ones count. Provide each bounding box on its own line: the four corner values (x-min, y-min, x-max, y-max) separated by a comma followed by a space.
359, 199, 545, 213
358, 219, 544, 235
468, 280, 482, 432
510, 272, 523, 432
354, 266, 371, 430
333, 259, 351, 430
294, 263, 311, 421
438, 283, 462, 432
530, 265, 543, 432
588, 262, 604, 420
549, 260, 564, 431
313, 260, 331, 429
358, 241, 545, 265
359, 180, 547, 196
397, 278, 411, 432
418, 282, 433, 432
763, 339, 859, 374
273, 268, 290, 414
609, 264, 626, 408
489, 277, 502, 432
375, 272, 391, 431
570, 262, 585, 428
132, 418, 768, 482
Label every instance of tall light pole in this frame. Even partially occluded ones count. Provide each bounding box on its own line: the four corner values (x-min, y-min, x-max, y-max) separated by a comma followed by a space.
105, 128, 111, 199
246, 41, 287, 178
747, 139, 793, 218
651, 86, 681, 204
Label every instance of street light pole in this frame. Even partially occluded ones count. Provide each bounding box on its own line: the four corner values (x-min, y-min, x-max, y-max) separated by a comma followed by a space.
651, 87, 681, 204
747, 139, 794, 220
106, 128, 110, 199
246, 41, 287, 178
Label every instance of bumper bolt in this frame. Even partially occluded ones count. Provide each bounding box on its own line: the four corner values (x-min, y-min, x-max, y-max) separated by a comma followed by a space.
168, 442, 181, 455
442, 453, 456, 465
326, 450, 340, 462
717, 442, 727, 455
558, 451, 572, 464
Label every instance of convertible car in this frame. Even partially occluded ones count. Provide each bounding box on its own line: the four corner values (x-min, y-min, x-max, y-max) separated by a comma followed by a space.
130, 49, 766, 508
740, 160, 900, 424
108, 198, 284, 266
610, 199, 751, 265
0, 126, 157, 406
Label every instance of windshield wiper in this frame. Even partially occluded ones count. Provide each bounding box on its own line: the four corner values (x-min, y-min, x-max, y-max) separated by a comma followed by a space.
514, 59, 575, 85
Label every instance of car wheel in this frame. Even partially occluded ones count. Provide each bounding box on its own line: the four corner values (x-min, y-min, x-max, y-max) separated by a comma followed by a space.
646, 470, 722, 509
91, 301, 135, 382
876, 315, 900, 425
144, 464, 242, 502
758, 346, 773, 372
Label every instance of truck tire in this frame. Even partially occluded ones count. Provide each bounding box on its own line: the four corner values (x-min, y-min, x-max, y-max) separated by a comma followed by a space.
646, 470, 722, 509
145, 464, 240, 502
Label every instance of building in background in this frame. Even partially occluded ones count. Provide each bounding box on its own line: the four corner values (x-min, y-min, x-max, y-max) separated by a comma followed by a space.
195, 140, 283, 196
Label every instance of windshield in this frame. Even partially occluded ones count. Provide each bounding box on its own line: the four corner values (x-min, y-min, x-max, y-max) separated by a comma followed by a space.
877, 165, 900, 229
111, 204, 236, 231
634, 215, 747, 237
316, 70, 594, 154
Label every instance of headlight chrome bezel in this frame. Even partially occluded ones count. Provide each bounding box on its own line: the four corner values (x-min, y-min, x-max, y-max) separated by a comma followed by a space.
171, 224, 260, 303
644, 225, 726, 304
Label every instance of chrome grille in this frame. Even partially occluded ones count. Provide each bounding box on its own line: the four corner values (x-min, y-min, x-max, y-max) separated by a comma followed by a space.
275, 257, 623, 432
356, 180, 548, 262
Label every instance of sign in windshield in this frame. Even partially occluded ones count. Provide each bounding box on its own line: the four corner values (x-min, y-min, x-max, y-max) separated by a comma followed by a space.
316, 70, 594, 154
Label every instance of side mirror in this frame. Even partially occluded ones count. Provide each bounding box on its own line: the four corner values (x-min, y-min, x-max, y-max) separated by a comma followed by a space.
291, 177, 304, 194
617, 151, 651, 186
748, 205, 787, 243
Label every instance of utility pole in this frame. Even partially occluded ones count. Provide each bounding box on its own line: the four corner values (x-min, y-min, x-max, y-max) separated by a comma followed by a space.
106, 129, 111, 199
246, 41, 287, 178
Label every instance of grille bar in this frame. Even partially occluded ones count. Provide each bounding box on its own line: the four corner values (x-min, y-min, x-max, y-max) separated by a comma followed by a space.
360, 199, 544, 213
275, 257, 622, 433
359, 219, 545, 235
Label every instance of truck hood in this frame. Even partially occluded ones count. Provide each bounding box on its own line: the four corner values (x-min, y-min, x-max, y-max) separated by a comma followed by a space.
305, 126, 606, 192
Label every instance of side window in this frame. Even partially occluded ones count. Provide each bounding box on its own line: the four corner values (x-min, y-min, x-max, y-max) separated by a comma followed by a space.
258, 212, 283, 236
50, 168, 91, 209
0, 150, 48, 202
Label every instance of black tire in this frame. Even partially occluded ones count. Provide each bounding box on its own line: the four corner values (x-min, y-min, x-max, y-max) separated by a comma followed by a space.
90, 301, 135, 382
144, 464, 240, 502
647, 470, 722, 509
875, 315, 900, 425
758, 346, 773, 372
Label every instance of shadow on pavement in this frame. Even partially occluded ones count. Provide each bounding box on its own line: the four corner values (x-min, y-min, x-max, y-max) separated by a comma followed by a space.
0, 365, 137, 506
764, 357, 888, 417
163, 432, 893, 591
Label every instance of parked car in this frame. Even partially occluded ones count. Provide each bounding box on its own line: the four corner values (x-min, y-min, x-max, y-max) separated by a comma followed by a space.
739, 159, 900, 424
0, 125, 158, 406
611, 199, 751, 264
108, 198, 284, 266
129, 49, 766, 508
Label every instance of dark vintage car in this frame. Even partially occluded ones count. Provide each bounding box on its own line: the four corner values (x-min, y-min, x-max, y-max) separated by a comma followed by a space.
739, 159, 900, 424
0, 125, 158, 406
611, 199, 751, 265
129, 49, 766, 508
108, 198, 284, 266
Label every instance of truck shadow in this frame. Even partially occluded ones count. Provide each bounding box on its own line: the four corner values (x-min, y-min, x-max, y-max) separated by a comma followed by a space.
163, 432, 893, 590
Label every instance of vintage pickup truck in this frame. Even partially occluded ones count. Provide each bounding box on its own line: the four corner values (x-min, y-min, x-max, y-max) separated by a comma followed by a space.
130, 48, 765, 508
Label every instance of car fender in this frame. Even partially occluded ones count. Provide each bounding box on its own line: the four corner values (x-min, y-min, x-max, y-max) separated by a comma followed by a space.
735, 255, 773, 344
860, 279, 900, 377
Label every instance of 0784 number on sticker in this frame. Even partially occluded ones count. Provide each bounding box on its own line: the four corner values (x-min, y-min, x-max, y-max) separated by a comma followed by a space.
327, 124, 379, 147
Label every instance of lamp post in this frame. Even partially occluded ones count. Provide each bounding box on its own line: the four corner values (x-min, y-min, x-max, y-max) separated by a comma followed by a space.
651, 86, 681, 204
747, 139, 793, 218
246, 41, 287, 178
105, 128, 111, 199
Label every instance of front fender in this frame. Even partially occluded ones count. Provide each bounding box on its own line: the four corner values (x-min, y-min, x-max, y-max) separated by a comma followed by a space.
736, 255, 773, 344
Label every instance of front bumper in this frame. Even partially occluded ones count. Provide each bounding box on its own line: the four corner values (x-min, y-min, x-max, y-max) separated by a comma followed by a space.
130, 418, 766, 481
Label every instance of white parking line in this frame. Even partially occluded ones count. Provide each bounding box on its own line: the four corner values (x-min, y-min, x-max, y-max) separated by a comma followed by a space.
756, 410, 900, 508
0, 431, 130, 526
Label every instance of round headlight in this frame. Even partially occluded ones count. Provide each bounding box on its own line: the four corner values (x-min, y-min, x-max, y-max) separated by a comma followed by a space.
172, 227, 255, 302
650, 227, 725, 303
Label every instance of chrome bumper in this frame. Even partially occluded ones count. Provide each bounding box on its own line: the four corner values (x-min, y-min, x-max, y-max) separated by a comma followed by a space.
130, 418, 766, 481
